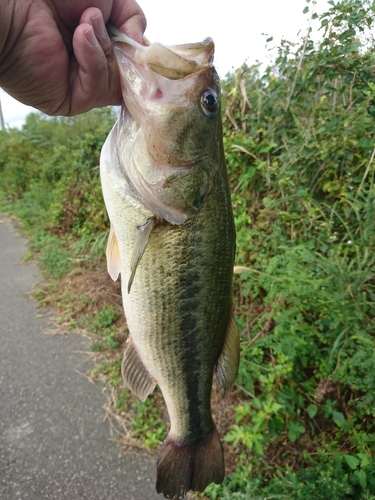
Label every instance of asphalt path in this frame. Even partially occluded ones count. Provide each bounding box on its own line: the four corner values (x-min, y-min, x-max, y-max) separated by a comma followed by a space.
0, 217, 161, 500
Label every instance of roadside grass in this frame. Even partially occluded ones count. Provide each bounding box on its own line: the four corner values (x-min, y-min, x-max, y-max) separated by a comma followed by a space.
29, 248, 170, 452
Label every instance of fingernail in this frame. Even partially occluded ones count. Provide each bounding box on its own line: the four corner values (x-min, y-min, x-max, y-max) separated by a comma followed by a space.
92, 13, 107, 38
85, 26, 99, 47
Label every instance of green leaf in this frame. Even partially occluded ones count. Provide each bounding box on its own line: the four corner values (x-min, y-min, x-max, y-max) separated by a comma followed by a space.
357, 469, 367, 489
252, 397, 262, 409
344, 454, 360, 470
347, 41, 361, 52
271, 402, 284, 413
253, 437, 264, 456
332, 411, 345, 427
338, 28, 355, 42
303, 6, 309, 13
359, 454, 371, 468
287, 421, 306, 443
307, 404, 318, 418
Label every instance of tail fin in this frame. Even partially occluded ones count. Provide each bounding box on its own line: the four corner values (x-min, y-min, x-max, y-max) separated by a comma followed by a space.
156, 427, 225, 499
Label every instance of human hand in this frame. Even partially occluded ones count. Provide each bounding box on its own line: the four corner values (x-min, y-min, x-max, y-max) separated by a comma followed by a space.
0, 0, 146, 115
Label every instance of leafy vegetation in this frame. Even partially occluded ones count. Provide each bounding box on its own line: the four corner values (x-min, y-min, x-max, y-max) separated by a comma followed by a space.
212, 0, 375, 497
1, 0, 375, 498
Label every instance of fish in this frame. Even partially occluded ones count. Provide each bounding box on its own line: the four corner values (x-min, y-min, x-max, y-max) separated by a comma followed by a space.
100, 25, 240, 500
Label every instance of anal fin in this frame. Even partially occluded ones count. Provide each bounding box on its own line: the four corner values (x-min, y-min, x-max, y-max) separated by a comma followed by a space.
215, 308, 240, 395
106, 224, 121, 281
121, 337, 156, 401
128, 217, 156, 294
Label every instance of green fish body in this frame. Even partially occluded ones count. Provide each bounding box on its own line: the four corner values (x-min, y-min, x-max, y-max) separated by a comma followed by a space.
100, 27, 239, 500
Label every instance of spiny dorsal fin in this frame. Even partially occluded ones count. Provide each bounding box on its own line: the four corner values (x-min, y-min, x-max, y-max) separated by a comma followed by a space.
121, 336, 156, 401
215, 307, 240, 396
106, 224, 121, 281
128, 217, 156, 293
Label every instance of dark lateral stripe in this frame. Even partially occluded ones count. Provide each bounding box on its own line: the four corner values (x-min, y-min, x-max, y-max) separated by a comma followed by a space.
175, 227, 215, 443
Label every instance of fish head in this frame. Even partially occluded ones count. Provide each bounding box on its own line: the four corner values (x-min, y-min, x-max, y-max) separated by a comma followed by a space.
110, 28, 223, 224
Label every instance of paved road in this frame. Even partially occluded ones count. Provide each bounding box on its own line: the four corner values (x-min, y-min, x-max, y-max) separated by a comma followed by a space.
0, 217, 161, 500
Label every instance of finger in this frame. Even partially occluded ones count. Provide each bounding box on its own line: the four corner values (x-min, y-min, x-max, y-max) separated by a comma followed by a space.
120, 14, 147, 44
110, 0, 147, 44
67, 17, 121, 115
81, 7, 114, 64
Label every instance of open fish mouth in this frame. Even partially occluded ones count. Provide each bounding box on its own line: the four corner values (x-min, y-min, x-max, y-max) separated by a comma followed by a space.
107, 24, 214, 80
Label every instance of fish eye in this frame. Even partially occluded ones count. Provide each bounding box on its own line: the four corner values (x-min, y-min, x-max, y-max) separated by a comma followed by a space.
200, 89, 219, 117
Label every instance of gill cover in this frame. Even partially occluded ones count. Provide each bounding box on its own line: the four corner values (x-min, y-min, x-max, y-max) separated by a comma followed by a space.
107, 25, 221, 226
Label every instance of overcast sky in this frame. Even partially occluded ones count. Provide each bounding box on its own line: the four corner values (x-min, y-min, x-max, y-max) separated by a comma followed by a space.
0, 0, 330, 128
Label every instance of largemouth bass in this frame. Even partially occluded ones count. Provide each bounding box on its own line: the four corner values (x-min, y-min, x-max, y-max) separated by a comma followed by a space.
100, 26, 239, 500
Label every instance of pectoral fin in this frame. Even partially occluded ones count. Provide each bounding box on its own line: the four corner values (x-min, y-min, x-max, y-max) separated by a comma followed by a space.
128, 217, 155, 293
106, 224, 121, 281
215, 308, 240, 395
121, 336, 156, 401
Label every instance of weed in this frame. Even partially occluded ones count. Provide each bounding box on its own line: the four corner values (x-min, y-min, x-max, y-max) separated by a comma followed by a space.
22, 251, 34, 262
131, 395, 167, 449
91, 359, 122, 387
93, 305, 117, 330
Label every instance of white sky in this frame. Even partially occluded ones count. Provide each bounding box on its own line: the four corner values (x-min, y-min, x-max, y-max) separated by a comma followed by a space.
0, 0, 330, 128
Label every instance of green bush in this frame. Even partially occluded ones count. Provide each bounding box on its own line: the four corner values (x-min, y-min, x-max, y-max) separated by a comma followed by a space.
211, 0, 375, 497
0, 107, 115, 237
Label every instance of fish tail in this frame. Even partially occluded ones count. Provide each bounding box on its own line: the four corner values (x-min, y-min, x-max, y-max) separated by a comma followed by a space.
156, 427, 224, 499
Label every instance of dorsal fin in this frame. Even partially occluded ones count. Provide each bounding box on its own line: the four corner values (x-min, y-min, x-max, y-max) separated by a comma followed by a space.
106, 224, 121, 281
